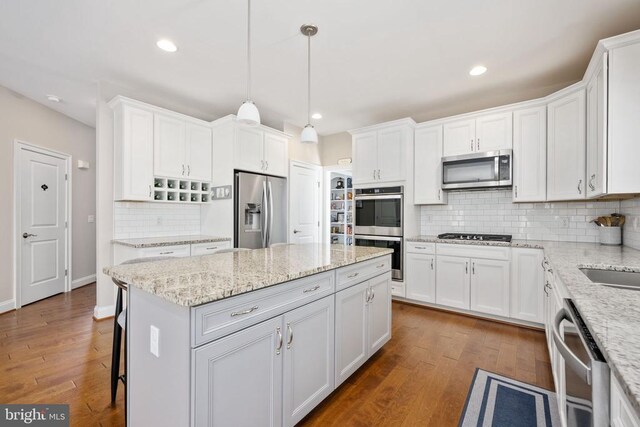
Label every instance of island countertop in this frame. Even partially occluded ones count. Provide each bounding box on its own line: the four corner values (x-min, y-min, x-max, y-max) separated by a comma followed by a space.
103, 244, 393, 307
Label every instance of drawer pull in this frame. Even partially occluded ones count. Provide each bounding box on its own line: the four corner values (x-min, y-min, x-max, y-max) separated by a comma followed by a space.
230, 305, 259, 317
206, 247, 218, 250
303, 285, 321, 293
414, 246, 426, 250
159, 251, 174, 255
347, 272, 359, 279
376, 263, 385, 268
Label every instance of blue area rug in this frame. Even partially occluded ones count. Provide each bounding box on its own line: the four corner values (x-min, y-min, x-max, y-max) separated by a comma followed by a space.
458, 369, 561, 427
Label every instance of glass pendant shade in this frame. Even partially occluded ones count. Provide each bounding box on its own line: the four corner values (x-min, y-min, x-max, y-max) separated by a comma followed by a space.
301, 124, 318, 144
237, 100, 260, 126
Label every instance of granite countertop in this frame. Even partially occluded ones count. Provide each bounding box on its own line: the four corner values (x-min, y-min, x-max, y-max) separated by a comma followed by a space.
103, 244, 393, 307
409, 235, 640, 415
112, 235, 231, 248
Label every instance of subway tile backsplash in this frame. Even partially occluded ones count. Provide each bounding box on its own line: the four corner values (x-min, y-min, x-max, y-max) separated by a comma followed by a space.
420, 189, 621, 243
114, 202, 201, 239
621, 197, 640, 250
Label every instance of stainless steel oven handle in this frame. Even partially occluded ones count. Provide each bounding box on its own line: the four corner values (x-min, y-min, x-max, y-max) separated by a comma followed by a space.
354, 235, 402, 242
354, 195, 403, 201
494, 156, 500, 182
552, 308, 592, 384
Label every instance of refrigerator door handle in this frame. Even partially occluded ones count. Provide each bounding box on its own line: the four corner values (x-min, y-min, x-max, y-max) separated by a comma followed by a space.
267, 181, 274, 247
261, 181, 268, 248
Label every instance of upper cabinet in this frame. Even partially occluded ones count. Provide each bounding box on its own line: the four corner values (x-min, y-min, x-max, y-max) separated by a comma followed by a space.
414, 125, 446, 204
234, 126, 289, 177
351, 121, 413, 185
513, 106, 547, 202
547, 88, 586, 201
443, 112, 512, 157
186, 123, 214, 182
586, 53, 608, 198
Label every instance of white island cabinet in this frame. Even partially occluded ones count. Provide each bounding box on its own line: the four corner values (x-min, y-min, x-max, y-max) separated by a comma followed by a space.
114, 249, 392, 427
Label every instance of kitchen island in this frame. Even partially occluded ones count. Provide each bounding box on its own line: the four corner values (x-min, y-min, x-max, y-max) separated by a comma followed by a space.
104, 244, 393, 427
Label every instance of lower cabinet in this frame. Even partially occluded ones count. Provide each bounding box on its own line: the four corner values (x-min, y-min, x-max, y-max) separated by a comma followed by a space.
405, 252, 436, 303
611, 374, 640, 427
469, 258, 510, 317
511, 248, 544, 323
335, 273, 392, 387
435, 255, 470, 309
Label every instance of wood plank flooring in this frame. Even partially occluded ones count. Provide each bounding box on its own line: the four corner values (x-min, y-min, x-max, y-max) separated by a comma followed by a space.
0, 285, 552, 427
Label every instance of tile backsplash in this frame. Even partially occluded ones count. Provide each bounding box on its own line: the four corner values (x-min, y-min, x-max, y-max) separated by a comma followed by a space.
420, 189, 621, 243
114, 202, 201, 239
621, 197, 640, 250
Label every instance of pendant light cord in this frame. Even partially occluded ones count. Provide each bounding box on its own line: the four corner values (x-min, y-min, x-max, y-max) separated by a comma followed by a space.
307, 30, 311, 124
247, 0, 251, 101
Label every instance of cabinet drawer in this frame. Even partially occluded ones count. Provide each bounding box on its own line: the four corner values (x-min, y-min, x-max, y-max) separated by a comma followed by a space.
191, 241, 231, 256
391, 282, 405, 298
336, 256, 391, 291
436, 243, 510, 261
406, 242, 436, 254
192, 271, 334, 347
140, 244, 191, 258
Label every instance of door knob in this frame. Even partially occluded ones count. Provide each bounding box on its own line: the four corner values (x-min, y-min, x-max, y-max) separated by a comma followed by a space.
22, 233, 37, 239
293, 229, 301, 234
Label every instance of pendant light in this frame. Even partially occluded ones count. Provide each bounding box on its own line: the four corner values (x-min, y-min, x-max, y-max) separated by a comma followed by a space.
237, 0, 260, 126
300, 24, 318, 144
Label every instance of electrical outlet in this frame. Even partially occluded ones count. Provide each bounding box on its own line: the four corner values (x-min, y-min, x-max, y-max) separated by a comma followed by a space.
156, 216, 163, 226
87, 215, 95, 223
559, 216, 570, 228
150, 325, 160, 358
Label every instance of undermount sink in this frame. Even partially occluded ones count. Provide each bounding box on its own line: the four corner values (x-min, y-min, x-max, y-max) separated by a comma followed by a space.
579, 268, 640, 291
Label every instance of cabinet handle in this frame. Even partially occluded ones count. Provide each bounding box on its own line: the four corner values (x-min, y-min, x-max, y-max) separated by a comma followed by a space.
377, 169, 381, 180
265, 161, 269, 170
376, 263, 385, 268
544, 282, 549, 296
577, 179, 582, 194
369, 287, 375, 302
230, 305, 259, 317
261, 160, 265, 170
286, 323, 293, 349
159, 251, 174, 255
182, 164, 185, 176
470, 140, 473, 151
347, 272, 359, 279
438, 189, 441, 200
187, 165, 190, 176
149, 185, 152, 198
589, 174, 596, 191
476, 138, 480, 151
303, 285, 321, 293
465, 262, 468, 274
373, 170, 376, 180
472, 262, 475, 275
276, 327, 283, 355
430, 259, 434, 270
515, 185, 518, 198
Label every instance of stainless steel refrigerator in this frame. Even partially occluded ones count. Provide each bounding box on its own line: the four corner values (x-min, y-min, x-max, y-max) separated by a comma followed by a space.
234, 171, 287, 249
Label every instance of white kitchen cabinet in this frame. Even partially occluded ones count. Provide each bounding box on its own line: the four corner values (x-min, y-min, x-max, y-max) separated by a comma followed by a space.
154, 113, 187, 179
112, 103, 154, 201
513, 106, 547, 202
193, 316, 283, 427
185, 123, 213, 182
367, 273, 392, 355
405, 252, 436, 303
235, 126, 265, 173
283, 296, 334, 427
435, 255, 470, 309
351, 123, 411, 185
511, 248, 544, 323
443, 119, 476, 156
334, 281, 368, 386
611, 374, 640, 427
414, 125, 447, 205
475, 112, 513, 153
264, 133, 288, 177
547, 88, 586, 200
469, 258, 510, 317
443, 113, 512, 157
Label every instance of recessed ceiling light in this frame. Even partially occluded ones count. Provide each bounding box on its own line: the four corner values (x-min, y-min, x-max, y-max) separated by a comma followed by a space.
156, 39, 178, 53
469, 65, 487, 76
46, 94, 61, 103
312, 113, 322, 120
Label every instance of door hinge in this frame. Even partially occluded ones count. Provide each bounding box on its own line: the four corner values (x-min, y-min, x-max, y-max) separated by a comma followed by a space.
65, 269, 68, 276
318, 221, 320, 227
317, 181, 320, 188
65, 221, 68, 228
65, 174, 68, 181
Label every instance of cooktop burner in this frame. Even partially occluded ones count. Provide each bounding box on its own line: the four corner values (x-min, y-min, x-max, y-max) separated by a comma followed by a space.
437, 233, 512, 242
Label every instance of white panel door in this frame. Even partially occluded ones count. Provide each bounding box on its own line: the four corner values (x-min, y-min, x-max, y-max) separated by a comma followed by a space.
19, 148, 67, 305
586, 53, 608, 198
376, 127, 405, 182
547, 89, 586, 200
367, 273, 392, 355
405, 253, 436, 303
443, 119, 476, 156
193, 316, 283, 427
352, 132, 378, 185
511, 248, 544, 323
470, 258, 510, 317
264, 133, 288, 177
334, 281, 368, 387
513, 106, 547, 202
185, 122, 212, 182
289, 163, 320, 244
283, 296, 335, 427
119, 106, 154, 201
475, 112, 513, 152
153, 113, 186, 178
235, 126, 265, 173
414, 125, 446, 204
436, 255, 470, 309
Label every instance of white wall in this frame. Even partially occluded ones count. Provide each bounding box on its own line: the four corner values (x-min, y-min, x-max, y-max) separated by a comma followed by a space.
0, 85, 96, 306
420, 189, 620, 242
321, 132, 351, 166
283, 122, 322, 165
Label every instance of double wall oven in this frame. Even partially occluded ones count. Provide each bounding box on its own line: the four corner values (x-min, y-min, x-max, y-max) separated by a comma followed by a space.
354, 186, 403, 281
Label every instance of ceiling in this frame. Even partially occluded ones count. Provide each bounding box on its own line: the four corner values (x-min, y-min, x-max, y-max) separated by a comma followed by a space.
1, 1, 640, 135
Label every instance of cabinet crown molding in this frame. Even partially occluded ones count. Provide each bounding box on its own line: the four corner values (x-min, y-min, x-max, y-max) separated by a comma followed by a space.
348, 117, 416, 135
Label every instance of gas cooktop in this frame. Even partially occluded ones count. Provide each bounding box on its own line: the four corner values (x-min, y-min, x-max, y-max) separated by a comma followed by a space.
437, 233, 512, 242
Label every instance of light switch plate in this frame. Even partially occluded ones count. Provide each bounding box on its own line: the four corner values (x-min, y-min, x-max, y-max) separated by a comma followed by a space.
211, 185, 232, 200
150, 325, 160, 358
88, 215, 95, 223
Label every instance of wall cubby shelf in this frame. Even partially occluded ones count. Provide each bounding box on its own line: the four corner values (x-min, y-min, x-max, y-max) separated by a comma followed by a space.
152, 177, 212, 204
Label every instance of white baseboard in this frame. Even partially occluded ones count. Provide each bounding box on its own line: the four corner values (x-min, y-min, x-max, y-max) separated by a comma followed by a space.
0, 299, 16, 314
72, 274, 96, 289
93, 304, 115, 320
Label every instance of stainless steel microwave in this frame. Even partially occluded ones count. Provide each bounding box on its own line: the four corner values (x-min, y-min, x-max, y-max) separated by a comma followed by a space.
441, 149, 512, 190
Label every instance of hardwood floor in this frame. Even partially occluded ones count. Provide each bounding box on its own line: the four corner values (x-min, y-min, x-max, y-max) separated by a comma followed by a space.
300, 301, 553, 427
0, 285, 552, 427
